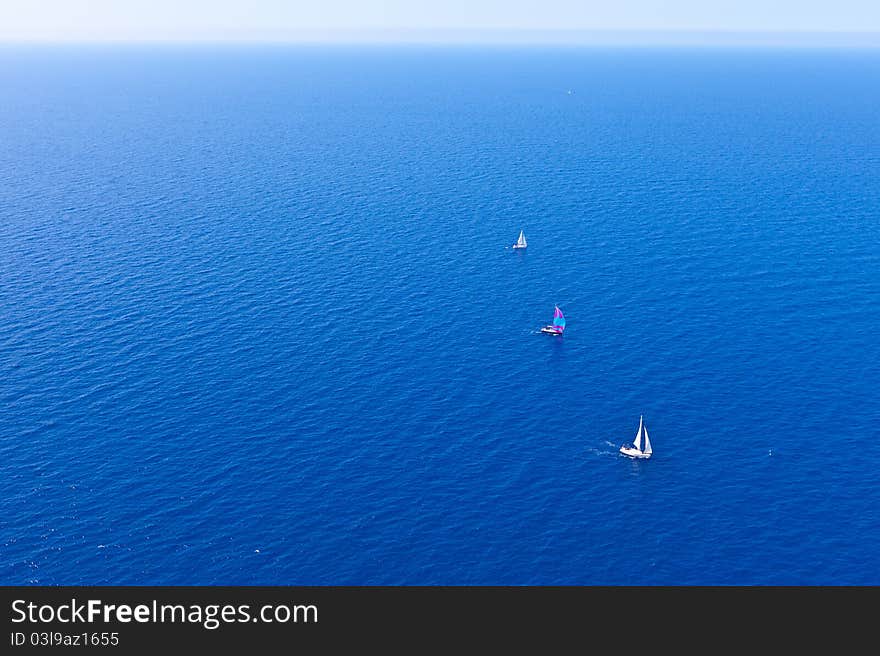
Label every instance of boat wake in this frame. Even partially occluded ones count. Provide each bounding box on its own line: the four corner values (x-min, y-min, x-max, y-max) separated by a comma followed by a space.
585, 446, 618, 457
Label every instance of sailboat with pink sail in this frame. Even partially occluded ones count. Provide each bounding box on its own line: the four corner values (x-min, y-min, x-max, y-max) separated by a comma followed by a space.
540, 306, 566, 335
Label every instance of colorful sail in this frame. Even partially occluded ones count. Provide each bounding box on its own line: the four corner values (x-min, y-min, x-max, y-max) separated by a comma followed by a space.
552, 306, 566, 332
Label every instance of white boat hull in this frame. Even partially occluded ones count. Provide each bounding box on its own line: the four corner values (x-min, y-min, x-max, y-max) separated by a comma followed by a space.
540, 327, 562, 334
619, 446, 651, 459
512, 244, 526, 249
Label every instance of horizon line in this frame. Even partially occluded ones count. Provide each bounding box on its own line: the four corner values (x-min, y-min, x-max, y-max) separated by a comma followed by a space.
2, 28, 880, 48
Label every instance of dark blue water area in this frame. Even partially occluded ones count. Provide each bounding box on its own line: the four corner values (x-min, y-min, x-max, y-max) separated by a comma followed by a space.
0, 44, 878, 585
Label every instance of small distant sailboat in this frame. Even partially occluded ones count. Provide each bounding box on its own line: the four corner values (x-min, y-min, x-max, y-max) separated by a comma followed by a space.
512, 230, 527, 249
619, 415, 652, 459
540, 305, 566, 335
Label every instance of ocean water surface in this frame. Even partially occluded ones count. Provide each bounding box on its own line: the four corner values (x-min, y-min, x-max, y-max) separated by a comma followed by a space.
1, 44, 878, 585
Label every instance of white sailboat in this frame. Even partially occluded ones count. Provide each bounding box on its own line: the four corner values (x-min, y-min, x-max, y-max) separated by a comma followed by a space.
619, 415, 652, 459
512, 230, 527, 249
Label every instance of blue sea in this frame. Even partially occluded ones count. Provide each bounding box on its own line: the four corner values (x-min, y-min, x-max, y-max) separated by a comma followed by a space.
1, 44, 878, 585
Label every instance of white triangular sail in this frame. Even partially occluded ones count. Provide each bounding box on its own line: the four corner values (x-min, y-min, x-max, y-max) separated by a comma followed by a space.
633, 415, 644, 450
516, 230, 527, 247
620, 414, 652, 458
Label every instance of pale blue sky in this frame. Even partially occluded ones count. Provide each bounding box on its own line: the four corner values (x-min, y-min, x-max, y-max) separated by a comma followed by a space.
1, 1, 879, 42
